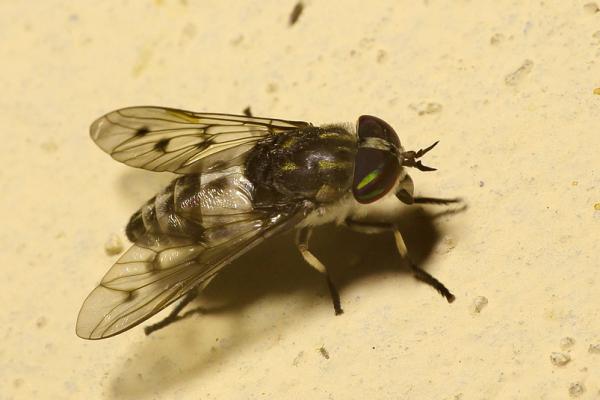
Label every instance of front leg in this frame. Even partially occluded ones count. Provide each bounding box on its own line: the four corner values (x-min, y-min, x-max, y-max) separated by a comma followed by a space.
296, 227, 343, 315
397, 192, 462, 206
344, 219, 455, 303
395, 174, 462, 206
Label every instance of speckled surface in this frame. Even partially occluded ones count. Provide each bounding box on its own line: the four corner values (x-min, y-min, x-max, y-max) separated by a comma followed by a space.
1, 1, 599, 399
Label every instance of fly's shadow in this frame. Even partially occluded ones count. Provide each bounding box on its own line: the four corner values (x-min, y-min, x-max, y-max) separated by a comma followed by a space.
108, 199, 464, 399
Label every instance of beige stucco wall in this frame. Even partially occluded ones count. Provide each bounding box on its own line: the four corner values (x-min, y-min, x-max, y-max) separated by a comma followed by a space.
1, 1, 599, 399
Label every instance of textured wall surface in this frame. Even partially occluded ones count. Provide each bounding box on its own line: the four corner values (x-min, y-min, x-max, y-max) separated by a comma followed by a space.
1, 1, 599, 399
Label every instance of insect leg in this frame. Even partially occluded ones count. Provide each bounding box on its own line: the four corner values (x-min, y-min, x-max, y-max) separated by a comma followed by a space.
394, 173, 462, 206
393, 229, 455, 303
396, 191, 462, 205
295, 227, 343, 315
345, 219, 455, 303
412, 196, 462, 205
144, 287, 200, 335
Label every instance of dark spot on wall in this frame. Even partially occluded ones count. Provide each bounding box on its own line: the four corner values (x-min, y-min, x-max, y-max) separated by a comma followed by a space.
289, 2, 304, 26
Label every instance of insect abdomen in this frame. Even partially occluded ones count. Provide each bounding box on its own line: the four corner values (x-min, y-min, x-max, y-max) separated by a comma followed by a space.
125, 207, 146, 242
125, 175, 206, 242
125, 169, 256, 243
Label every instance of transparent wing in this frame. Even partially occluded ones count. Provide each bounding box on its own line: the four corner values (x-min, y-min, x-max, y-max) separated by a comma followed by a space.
76, 205, 307, 339
90, 106, 310, 173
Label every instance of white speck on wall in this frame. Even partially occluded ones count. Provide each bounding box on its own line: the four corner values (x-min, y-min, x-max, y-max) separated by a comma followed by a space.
559, 336, 575, 350
588, 344, 600, 354
104, 233, 124, 256
470, 296, 488, 314
549, 352, 570, 367
504, 59, 534, 86
568, 382, 585, 397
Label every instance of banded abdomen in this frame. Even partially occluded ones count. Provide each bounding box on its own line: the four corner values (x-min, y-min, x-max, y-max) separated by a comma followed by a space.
126, 167, 256, 243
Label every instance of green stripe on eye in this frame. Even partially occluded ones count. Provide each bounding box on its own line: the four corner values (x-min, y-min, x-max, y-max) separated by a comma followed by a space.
356, 168, 381, 190
357, 187, 385, 201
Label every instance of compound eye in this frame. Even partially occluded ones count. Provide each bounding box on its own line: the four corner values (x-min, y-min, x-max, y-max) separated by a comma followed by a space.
357, 115, 400, 148
352, 148, 400, 204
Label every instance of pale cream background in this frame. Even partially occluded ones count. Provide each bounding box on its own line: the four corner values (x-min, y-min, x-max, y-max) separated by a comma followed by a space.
1, 1, 599, 399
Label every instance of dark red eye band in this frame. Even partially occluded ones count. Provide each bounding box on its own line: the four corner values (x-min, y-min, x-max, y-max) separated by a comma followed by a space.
352, 115, 403, 204
357, 115, 400, 148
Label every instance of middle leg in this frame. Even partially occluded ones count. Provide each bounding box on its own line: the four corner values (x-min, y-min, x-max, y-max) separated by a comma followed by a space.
296, 227, 343, 315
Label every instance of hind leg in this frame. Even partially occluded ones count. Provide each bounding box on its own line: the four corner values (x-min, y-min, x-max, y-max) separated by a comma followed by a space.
144, 288, 200, 335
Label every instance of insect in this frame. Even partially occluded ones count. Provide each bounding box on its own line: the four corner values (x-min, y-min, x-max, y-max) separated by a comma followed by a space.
76, 106, 460, 340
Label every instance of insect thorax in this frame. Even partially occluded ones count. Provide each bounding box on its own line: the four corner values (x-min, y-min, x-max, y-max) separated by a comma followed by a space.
245, 125, 357, 205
